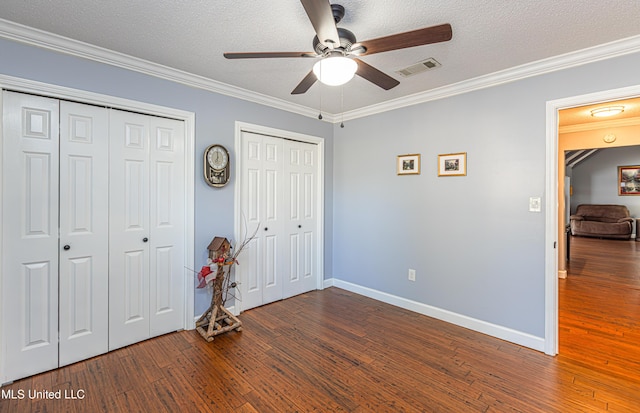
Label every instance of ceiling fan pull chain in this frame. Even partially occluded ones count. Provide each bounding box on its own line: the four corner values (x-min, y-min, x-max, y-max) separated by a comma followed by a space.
340, 84, 345, 128
318, 64, 323, 120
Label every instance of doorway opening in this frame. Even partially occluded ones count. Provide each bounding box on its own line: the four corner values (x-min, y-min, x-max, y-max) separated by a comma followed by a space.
545, 85, 640, 355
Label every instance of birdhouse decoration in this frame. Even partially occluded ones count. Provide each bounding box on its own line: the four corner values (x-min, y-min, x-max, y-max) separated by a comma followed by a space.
208, 236, 231, 263
195, 237, 230, 289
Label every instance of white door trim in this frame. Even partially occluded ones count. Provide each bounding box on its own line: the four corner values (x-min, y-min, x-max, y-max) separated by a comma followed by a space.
0, 75, 196, 349
234, 121, 325, 314
544, 83, 640, 356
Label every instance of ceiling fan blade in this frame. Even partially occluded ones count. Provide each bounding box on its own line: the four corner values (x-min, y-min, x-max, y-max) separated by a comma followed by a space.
358, 23, 452, 56
291, 70, 318, 95
354, 59, 400, 90
224, 52, 316, 59
300, 0, 340, 48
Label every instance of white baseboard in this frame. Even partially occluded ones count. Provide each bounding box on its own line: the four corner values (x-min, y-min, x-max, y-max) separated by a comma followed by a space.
324, 277, 545, 352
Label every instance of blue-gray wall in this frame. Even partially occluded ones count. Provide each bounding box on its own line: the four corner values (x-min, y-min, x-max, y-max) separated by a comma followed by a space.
3, 34, 640, 341
572, 146, 640, 217
0, 38, 333, 315
332, 51, 640, 338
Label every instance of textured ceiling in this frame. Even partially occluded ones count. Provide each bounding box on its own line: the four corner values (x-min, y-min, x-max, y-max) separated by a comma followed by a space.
1, 1, 640, 115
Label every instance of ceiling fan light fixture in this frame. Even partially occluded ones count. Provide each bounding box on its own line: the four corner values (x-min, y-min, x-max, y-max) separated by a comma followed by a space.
313, 56, 357, 86
590, 106, 625, 117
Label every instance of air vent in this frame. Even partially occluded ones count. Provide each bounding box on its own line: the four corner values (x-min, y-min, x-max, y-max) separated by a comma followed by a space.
395, 58, 441, 78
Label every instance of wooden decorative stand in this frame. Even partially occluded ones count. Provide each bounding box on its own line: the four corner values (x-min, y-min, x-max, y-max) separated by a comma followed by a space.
195, 263, 242, 342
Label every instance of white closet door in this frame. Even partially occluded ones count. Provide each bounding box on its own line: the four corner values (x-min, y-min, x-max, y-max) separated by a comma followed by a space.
109, 109, 151, 350
239, 132, 319, 311
240, 131, 264, 311
240, 132, 285, 310
283, 140, 318, 299
58, 101, 109, 366
148, 116, 185, 337
109, 110, 185, 350
1, 92, 60, 382
261, 136, 285, 305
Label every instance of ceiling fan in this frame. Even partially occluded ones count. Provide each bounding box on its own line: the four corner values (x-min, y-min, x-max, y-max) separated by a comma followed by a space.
223, 0, 452, 95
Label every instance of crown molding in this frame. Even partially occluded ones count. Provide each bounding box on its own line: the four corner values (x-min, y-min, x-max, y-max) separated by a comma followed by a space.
1, 18, 639, 124
342, 34, 640, 121
0, 18, 325, 120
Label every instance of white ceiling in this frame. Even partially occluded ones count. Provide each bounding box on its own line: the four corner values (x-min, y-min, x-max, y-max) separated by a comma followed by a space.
1, 0, 640, 116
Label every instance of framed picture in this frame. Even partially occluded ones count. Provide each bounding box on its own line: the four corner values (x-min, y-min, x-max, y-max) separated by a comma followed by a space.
438, 152, 467, 176
618, 165, 640, 195
397, 154, 421, 175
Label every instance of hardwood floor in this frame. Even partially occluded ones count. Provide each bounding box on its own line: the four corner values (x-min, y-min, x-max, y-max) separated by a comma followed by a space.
560, 236, 640, 404
1, 238, 639, 412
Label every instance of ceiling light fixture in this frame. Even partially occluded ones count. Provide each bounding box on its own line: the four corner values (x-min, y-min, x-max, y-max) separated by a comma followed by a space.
590, 106, 625, 118
313, 56, 357, 86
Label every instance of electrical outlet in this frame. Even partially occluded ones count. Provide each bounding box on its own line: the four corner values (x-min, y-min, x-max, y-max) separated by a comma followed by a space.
408, 269, 416, 281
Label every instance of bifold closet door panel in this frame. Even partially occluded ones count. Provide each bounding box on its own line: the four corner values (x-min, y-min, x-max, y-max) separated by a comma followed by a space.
148, 116, 185, 337
1, 91, 60, 382
257, 135, 286, 306
282, 140, 318, 299
109, 109, 152, 351
239, 132, 285, 311
58, 101, 109, 366
108, 109, 185, 350
239, 131, 266, 311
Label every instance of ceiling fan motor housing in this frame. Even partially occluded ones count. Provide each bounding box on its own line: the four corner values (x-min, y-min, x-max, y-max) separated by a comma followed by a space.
313, 27, 357, 56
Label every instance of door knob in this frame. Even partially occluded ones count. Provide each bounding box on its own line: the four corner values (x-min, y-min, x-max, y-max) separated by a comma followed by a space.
143, 237, 149, 242
63, 245, 70, 250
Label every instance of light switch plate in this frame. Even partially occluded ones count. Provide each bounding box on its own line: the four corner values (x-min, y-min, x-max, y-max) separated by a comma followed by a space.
529, 197, 541, 212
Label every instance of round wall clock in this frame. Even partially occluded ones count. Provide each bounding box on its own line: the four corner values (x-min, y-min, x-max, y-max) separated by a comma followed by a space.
204, 144, 230, 187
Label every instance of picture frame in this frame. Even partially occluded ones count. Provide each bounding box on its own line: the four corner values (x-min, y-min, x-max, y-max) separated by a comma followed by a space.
438, 152, 467, 176
618, 165, 640, 195
397, 154, 421, 175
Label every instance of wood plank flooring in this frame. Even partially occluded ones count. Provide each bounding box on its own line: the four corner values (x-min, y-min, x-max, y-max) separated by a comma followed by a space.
560, 235, 640, 409
1, 236, 639, 412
